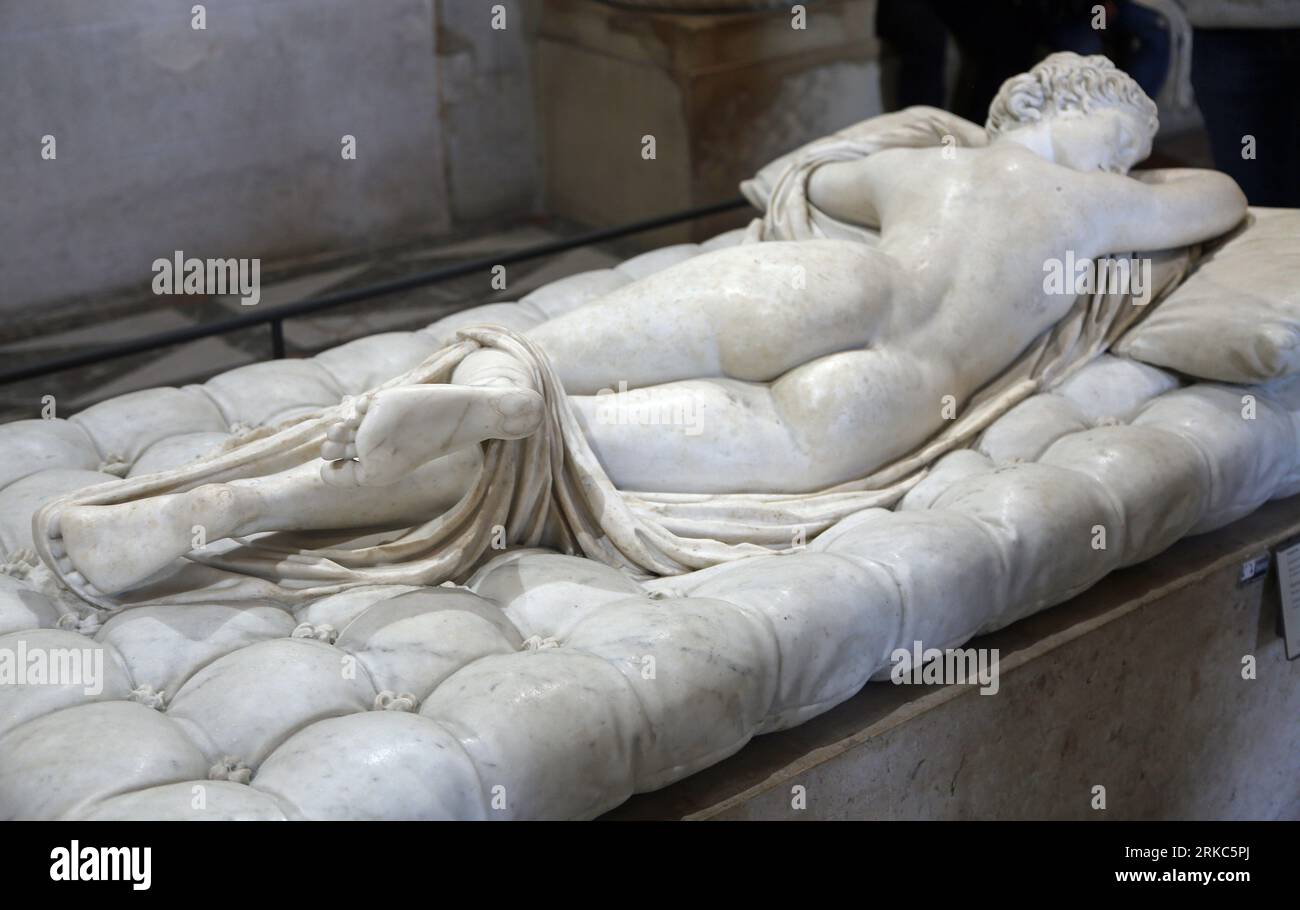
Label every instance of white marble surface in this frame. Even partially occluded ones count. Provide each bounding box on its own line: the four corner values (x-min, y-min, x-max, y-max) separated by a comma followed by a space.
37, 54, 1252, 602
0, 54, 1297, 820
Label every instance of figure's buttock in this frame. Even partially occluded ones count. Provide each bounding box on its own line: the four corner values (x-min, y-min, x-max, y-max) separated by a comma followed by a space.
530, 240, 906, 393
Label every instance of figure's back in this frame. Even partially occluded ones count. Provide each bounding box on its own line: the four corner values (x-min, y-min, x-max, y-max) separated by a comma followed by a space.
857, 143, 1103, 321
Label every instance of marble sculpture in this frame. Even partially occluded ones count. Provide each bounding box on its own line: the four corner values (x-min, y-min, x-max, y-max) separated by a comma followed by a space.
3, 54, 1300, 821
33, 53, 1247, 609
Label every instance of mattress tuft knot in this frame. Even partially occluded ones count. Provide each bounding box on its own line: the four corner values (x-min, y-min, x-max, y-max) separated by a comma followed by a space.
129, 684, 167, 710
373, 691, 418, 712
209, 756, 252, 784
56, 609, 104, 637
1, 548, 40, 581
97, 455, 131, 477
291, 622, 338, 644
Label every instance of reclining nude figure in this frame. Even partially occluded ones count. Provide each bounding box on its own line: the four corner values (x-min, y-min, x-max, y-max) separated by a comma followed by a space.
48, 54, 1246, 596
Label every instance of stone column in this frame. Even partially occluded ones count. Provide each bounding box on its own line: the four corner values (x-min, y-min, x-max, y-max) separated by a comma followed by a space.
538, 0, 883, 244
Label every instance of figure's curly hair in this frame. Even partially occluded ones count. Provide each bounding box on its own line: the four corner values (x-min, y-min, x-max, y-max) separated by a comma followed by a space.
985, 52, 1158, 139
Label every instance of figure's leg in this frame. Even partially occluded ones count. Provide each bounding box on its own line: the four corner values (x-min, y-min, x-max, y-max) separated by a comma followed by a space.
568, 347, 958, 494
57, 349, 541, 593
234, 447, 481, 531
53, 448, 481, 594
321, 349, 543, 488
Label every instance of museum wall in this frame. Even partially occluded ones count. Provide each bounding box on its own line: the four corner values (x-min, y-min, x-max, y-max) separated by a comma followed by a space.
1, 0, 542, 315
538, 0, 885, 243
4, 0, 885, 311
436, 0, 541, 223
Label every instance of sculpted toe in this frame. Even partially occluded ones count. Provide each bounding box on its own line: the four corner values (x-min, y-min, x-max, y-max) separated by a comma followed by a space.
320, 459, 362, 488
495, 389, 545, 438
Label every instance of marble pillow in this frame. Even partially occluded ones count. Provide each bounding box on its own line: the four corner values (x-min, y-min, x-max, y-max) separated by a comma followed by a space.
1116, 208, 1300, 383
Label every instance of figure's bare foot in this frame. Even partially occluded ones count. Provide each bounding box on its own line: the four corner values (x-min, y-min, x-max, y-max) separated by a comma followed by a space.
51, 485, 248, 595
320, 385, 543, 489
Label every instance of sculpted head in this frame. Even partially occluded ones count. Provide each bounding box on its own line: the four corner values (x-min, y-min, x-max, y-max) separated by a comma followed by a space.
985, 53, 1158, 175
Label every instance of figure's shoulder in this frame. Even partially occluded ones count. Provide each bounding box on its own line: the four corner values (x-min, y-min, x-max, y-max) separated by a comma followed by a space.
866, 143, 989, 186
857, 144, 915, 164
972, 143, 1089, 188
970, 141, 1041, 170
859, 143, 944, 173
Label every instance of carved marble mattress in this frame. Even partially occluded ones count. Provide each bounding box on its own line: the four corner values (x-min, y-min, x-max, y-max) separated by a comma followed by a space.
2, 213, 1298, 820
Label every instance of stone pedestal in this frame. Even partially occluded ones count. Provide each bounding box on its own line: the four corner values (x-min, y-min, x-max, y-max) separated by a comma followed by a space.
538, 0, 883, 245
609, 495, 1300, 820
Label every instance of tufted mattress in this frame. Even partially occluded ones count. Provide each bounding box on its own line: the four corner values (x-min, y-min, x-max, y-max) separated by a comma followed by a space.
1, 218, 1298, 820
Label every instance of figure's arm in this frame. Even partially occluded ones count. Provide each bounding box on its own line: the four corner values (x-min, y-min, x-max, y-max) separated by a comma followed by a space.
894, 105, 989, 148
806, 157, 884, 228
1088, 167, 1248, 251
802, 107, 987, 231
836, 105, 988, 149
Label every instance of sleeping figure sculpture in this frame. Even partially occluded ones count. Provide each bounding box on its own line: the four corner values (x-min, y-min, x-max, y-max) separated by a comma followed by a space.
35, 54, 1247, 608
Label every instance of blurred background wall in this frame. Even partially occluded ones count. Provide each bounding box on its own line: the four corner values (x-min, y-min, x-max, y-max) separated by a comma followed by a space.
0, 0, 541, 315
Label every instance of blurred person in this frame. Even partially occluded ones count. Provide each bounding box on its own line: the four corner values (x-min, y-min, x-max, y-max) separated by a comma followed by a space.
875, 0, 948, 109
931, 0, 1102, 122
877, 1, 1179, 122
1181, 0, 1300, 206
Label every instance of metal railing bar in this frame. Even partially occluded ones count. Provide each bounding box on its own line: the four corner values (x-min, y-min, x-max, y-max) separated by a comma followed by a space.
0, 196, 751, 385
270, 319, 285, 359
